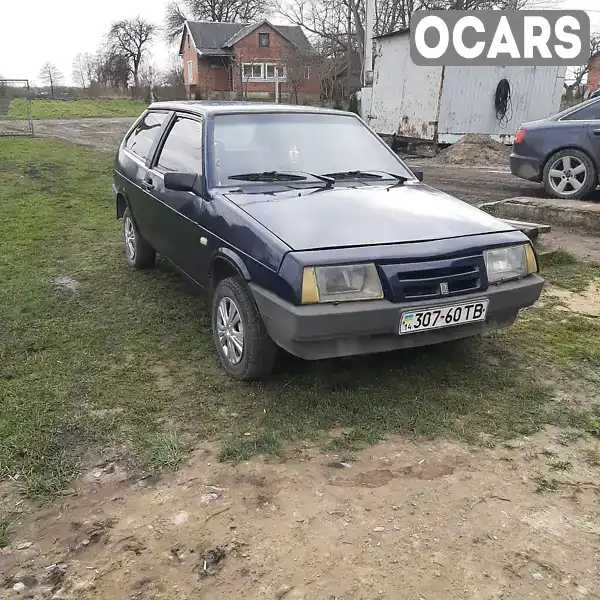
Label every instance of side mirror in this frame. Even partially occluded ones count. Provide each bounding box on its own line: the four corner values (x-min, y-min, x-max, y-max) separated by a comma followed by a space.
164, 172, 208, 198
411, 167, 424, 182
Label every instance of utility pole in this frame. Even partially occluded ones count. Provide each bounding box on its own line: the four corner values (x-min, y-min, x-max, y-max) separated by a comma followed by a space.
363, 0, 374, 87
149, 65, 156, 103
347, 0, 352, 103
360, 0, 374, 120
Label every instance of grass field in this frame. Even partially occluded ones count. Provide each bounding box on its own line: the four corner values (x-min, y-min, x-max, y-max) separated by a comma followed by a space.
7, 98, 147, 120
1, 137, 599, 498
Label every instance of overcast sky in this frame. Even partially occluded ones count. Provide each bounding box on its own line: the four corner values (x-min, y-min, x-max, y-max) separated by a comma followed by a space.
1, 0, 599, 85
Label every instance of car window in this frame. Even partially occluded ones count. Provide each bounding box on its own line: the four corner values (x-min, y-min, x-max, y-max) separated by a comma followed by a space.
125, 111, 166, 161
562, 101, 600, 121
156, 117, 203, 173
211, 112, 413, 186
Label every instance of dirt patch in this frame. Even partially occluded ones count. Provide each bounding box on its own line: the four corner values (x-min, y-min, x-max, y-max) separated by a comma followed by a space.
23, 161, 61, 179
431, 134, 512, 168
31, 118, 135, 151
546, 283, 600, 317
538, 226, 600, 263
2, 432, 600, 599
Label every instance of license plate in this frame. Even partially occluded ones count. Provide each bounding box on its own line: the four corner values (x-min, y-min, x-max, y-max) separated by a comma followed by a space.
399, 300, 489, 334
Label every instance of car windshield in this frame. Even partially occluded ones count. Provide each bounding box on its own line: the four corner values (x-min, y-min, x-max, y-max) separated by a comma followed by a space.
210, 112, 412, 186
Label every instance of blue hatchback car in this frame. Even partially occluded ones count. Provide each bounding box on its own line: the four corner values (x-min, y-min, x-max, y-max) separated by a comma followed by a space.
113, 102, 543, 379
511, 96, 600, 199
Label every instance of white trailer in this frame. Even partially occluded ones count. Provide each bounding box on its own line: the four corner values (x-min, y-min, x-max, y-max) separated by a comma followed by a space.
362, 29, 566, 146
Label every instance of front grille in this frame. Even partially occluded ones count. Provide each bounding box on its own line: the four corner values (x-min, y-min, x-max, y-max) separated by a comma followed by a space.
379, 256, 486, 302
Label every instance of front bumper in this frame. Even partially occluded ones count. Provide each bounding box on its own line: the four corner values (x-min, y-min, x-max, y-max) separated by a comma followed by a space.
510, 154, 542, 182
250, 275, 544, 360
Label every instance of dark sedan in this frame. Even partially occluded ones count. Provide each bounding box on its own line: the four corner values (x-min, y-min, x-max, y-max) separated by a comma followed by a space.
113, 102, 543, 379
511, 97, 600, 199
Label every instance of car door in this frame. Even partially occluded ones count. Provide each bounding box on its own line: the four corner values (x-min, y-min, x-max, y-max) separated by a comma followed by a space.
587, 115, 600, 163
566, 101, 600, 161
120, 110, 168, 243
142, 114, 209, 284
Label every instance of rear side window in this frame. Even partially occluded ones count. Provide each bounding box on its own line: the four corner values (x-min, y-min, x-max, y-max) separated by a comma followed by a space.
563, 102, 600, 121
125, 111, 167, 161
156, 117, 203, 174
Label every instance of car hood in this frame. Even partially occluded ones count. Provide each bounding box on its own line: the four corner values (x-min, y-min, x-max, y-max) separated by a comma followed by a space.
223, 183, 514, 251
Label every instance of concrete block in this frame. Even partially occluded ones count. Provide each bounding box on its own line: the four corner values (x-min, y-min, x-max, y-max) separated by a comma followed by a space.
479, 197, 600, 235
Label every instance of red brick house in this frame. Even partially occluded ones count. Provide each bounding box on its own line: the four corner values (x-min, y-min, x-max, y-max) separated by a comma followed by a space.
179, 19, 320, 101
586, 52, 600, 98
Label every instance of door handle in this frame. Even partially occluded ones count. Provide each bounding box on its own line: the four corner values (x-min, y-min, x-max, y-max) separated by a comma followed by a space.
141, 179, 154, 190
593, 129, 600, 136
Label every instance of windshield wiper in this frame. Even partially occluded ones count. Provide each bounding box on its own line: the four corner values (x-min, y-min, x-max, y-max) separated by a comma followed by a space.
228, 171, 334, 187
323, 170, 409, 184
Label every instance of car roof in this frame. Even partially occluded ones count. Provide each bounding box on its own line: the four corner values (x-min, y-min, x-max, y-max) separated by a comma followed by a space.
547, 96, 600, 121
147, 100, 354, 117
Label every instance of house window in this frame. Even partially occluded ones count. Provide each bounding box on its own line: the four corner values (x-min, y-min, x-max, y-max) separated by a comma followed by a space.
266, 64, 286, 80
187, 60, 194, 84
242, 63, 264, 79
258, 32, 270, 47
304, 66, 310, 80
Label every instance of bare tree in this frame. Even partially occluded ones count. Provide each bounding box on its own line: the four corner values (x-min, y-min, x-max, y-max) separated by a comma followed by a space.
283, 48, 316, 103
107, 17, 156, 88
564, 33, 600, 105
153, 56, 187, 100
160, 56, 185, 87
82, 53, 96, 88
38, 62, 63, 97
164, 0, 272, 42
92, 48, 130, 89
72, 53, 89, 91
281, 0, 554, 74
0, 76, 7, 103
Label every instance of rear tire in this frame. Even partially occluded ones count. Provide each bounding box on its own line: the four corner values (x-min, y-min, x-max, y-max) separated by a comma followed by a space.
123, 207, 156, 269
212, 276, 277, 380
542, 149, 597, 199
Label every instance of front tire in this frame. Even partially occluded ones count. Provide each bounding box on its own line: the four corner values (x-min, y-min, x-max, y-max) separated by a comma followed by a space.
543, 149, 597, 199
212, 277, 277, 380
123, 207, 156, 269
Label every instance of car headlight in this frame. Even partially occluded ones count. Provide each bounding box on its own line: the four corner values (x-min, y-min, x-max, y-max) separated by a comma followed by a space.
484, 244, 537, 284
301, 264, 383, 304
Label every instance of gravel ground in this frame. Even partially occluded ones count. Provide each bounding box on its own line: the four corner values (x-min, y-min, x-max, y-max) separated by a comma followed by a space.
31, 117, 136, 151
3, 430, 600, 600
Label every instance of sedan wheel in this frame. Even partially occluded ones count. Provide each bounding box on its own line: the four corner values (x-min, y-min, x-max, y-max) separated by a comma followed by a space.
543, 150, 596, 200
216, 296, 244, 365
548, 156, 587, 196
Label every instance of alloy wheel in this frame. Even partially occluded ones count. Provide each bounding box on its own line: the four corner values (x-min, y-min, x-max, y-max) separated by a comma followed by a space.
124, 217, 136, 260
548, 155, 588, 196
216, 296, 244, 364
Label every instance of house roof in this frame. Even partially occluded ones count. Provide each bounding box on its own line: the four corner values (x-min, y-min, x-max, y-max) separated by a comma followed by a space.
182, 19, 312, 55
222, 20, 312, 51
271, 24, 312, 52
185, 21, 245, 54
373, 28, 410, 41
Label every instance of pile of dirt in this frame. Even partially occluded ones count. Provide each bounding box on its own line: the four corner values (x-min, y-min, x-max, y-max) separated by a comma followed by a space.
433, 133, 511, 167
